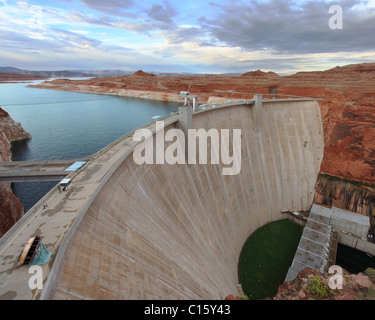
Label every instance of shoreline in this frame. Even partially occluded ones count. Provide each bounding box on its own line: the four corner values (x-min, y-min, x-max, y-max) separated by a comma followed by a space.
28, 82, 185, 103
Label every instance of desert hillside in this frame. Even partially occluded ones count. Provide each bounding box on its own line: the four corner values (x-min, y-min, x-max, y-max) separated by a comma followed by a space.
31, 63, 375, 184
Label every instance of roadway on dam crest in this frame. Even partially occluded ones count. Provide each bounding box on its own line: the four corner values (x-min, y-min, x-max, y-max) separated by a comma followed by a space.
0, 159, 90, 183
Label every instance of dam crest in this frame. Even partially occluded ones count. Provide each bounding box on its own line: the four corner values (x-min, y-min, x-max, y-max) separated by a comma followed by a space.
0, 96, 324, 299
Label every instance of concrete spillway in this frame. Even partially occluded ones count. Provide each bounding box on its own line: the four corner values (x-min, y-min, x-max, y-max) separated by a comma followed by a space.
0, 98, 324, 300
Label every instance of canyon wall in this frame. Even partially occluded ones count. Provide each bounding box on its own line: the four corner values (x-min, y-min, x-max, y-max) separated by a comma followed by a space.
47, 100, 324, 299
0, 108, 31, 237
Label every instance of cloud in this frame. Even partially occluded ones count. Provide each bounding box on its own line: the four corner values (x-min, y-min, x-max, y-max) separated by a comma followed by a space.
0, 21, 102, 55
113, 19, 168, 33
79, 0, 137, 18
162, 25, 209, 44
71, 1, 177, 33
197, 0, 375, 54
70, 11, 117, 27
1, 0, 375, 73
147, 1, 177, 25
79, 0, 178, 27
50, 28, 102, 48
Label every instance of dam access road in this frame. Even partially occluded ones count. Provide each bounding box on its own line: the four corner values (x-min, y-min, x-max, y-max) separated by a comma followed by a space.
0, 96, 324, 300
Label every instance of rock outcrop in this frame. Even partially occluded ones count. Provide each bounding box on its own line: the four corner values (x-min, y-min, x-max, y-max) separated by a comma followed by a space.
130, 70, 157, 78
268, 267, 375, 300
0, 108, 31, 237
225, 267, 375, 300
0, 108, 32, 142
241, 70, 279, 78
314, 173, 375, 216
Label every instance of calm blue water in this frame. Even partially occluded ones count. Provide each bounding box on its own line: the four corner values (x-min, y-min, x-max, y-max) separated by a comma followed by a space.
1, 80, 179, 211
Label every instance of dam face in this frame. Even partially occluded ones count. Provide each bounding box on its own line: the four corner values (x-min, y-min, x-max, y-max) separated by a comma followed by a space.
45, 99, 323, 299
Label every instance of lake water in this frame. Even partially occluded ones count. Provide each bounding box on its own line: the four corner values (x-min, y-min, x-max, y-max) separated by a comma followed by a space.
1, 80, 180, 211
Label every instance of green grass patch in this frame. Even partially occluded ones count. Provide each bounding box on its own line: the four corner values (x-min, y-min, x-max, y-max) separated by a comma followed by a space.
238, 219, 302, 300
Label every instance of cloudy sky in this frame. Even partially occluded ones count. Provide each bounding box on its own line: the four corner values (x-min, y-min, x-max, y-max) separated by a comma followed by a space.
0, 0, 374, 74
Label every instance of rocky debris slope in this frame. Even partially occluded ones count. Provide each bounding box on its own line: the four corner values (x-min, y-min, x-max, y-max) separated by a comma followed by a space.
0, 108, 31, 237
30, 63, 375, 185
269, 267, 375, 300
225, 267, 375, 300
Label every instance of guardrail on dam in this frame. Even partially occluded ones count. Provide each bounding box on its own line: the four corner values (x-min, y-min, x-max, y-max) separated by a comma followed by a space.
0, 96, 324, 300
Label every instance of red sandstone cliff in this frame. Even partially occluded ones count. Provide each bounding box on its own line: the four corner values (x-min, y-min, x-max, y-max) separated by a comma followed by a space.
0, 108, 31, 237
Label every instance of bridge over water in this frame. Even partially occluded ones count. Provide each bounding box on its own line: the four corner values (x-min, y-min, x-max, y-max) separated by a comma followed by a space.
1, 96, 327, 299
0, 158, 90, 183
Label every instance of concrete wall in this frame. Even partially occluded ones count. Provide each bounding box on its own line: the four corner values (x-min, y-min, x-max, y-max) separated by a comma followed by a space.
48, 100, 324, 299
330, 206, 370, 239
330, 206, 375, 255
338, 233, 375, 255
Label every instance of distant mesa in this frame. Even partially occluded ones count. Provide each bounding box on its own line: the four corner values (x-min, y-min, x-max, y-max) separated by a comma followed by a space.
241, 70, 279, 77
293, 62, 375, 77
326, 62, 375, 73
0, 67, 94, 78
0, 72, 46, 82
130, 70, 157, 78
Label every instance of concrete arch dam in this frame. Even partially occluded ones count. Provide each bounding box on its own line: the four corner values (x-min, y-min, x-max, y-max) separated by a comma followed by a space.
0, 98, 324, 300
